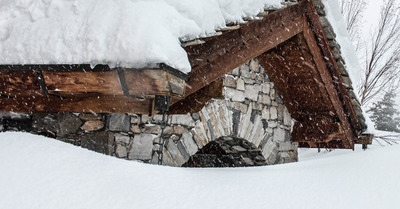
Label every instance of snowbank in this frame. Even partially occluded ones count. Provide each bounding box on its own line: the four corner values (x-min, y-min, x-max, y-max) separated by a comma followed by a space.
0, 0, 283, 73
321, 0, 375, 134
1, 132, 399, 209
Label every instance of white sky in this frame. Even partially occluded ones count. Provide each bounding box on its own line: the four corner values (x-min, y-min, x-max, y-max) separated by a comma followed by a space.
357, 0, 400, 107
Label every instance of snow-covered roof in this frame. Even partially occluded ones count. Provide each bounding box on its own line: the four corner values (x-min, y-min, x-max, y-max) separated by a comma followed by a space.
0, 0, 283, 73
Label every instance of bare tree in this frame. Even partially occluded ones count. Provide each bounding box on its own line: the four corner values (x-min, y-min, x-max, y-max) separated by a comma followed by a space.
339, 0, 366, 46
358, 0, 400, 105
373, 132, 400, 146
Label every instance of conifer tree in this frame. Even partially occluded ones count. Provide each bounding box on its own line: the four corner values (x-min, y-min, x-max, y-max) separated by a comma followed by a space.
368, 90, 400, 132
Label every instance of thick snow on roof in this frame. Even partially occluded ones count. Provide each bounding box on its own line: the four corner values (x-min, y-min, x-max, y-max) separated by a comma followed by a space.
0, 0, 283, 73
1, 132, 399, 209
321, 0, 375, 134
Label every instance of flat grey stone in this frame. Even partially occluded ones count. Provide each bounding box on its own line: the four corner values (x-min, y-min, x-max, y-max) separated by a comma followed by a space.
115, 133, 130, 145
128, 134, 153, 160
182, 131, 198, 155
166, 142, 186, 166
245, 84, 261, 101
115, 144, 128, 158
232, 145, 247, 152
224, 87, 245, 102
58, 112, 83, 137
108, 113, 130, 132
273, 127, 286, 142
170, 114, 195, 127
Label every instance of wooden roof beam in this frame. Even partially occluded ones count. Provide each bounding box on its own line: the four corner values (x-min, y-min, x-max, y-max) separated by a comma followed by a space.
182, 1, 307, 98
0, 95, 151, 114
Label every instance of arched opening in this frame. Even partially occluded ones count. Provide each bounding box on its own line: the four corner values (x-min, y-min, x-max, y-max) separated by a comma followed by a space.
182, 136, 266, 167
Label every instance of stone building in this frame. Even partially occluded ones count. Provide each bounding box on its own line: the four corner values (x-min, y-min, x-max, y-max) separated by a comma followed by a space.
0, 0, 372, 167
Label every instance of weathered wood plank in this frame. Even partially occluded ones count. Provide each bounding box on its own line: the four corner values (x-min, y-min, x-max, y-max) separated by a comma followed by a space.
257, 34, 336, 121
0, 95, 150, 114
183, 2, 307, 98
42, 70, 123, 96
302, 17, 355, 149
124, 70, 185, 98
0, 65, 186, 99
168, 79, 223, 114
304, 0, 361, 134
298, 139, 347, 149
355, 134, 373, 145
291, 114, 341, 142
0, 70, 44, 96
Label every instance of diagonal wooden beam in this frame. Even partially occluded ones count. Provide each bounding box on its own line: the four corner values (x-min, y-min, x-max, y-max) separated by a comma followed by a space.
302, 21, 355, 148
183, 1, 307, 98
168, 79, 223, 114
302, 0, 359, 148
303, 0, 361, 135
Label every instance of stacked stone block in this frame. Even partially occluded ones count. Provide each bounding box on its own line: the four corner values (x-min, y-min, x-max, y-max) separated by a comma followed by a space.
0, 58, 298, 167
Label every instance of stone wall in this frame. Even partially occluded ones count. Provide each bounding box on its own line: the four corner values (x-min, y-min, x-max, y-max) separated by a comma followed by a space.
0, 58, 298, 167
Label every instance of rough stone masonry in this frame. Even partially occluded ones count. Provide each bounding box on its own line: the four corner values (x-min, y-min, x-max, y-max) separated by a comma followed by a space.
0, 58, 298, 167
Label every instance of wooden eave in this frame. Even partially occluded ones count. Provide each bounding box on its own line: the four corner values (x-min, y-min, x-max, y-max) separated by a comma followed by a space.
170, 0, 363, 149
0, 0, 365, 149
0, 64, 187, 114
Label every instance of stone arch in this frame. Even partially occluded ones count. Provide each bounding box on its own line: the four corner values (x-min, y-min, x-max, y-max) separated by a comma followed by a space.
159, 59, 298, 167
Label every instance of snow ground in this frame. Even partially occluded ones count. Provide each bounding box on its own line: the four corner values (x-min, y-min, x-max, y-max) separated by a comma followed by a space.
1, 132, 399, 209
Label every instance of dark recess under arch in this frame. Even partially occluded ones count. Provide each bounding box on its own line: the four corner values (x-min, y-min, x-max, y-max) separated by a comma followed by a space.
183, 136, 267, 167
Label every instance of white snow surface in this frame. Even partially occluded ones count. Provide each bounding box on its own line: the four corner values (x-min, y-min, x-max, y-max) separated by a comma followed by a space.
1, 132, 400, 209
0, 0, 283, 73
321, 0, 375, 134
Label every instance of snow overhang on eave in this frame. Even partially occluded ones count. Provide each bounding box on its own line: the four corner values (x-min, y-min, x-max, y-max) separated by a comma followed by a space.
0, 63, 187, 114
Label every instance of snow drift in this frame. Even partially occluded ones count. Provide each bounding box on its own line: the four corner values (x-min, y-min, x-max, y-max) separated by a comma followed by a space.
0, 132, 399, 209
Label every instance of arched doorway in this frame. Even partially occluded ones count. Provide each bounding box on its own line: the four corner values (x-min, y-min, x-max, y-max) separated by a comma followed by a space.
182, 136, 266, 167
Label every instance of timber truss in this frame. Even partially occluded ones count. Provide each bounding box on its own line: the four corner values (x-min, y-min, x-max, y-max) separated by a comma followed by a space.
0, 0, 370, 149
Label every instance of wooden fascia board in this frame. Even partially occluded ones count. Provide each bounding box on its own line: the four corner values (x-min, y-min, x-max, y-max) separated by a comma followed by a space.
183, 2, 306, 98
302, 20, 355, 149
303, 0, 362, 135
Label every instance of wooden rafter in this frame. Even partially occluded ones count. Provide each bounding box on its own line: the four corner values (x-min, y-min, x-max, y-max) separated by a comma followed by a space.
303, 1, 361, 135
182, 2, 306, 97
0, 95, 151, 114
171, 0, 362, 149
301, 19, 355, 149
0, 0, 364, 148
168, 79, 223, 114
